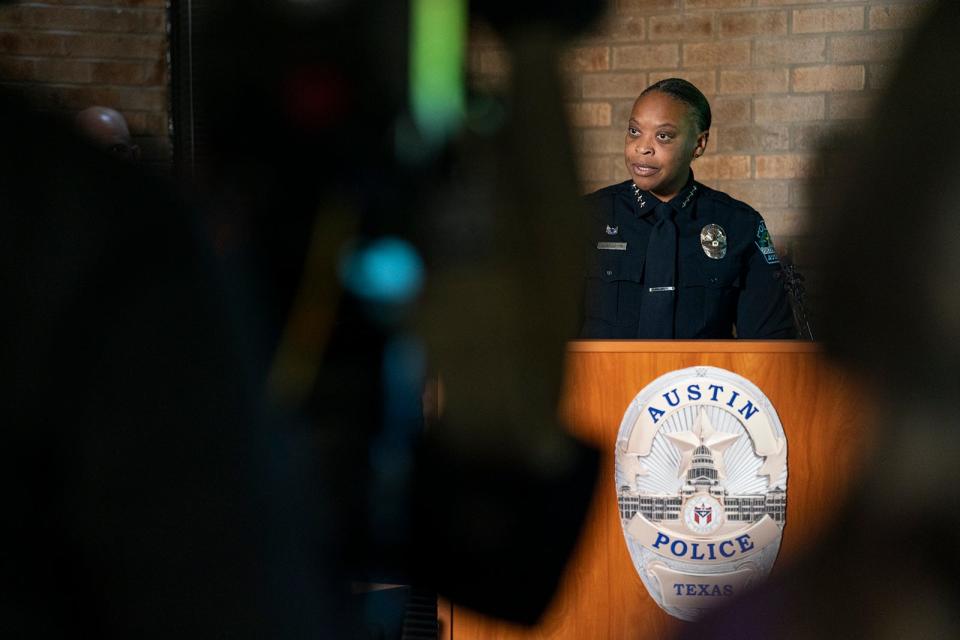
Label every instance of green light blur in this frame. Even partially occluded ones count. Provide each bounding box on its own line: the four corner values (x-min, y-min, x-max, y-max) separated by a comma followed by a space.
410, 0, 466, 147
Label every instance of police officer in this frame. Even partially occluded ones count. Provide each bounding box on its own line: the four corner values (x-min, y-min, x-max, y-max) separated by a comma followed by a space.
580, 78, 795, 339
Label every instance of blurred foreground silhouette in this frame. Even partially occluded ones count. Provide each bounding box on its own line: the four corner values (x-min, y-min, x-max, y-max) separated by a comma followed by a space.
679, 2, 960, 637
4, 0, 609, 636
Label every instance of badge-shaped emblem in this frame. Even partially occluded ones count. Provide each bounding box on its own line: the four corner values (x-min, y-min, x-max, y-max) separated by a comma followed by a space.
755, 221, 780, 265
700, 224, 727, 260
615, 366, 788, 621
606, 224, 619, 236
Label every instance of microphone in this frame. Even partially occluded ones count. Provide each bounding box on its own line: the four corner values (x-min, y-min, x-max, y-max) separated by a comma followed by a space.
777, 254, 814, 341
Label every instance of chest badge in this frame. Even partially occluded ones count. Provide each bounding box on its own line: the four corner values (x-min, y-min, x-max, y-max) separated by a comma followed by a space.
700, 224, 727, 260
606, 224, 619, 236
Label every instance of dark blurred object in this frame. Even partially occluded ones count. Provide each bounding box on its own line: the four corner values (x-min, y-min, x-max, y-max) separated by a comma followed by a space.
183, 0, 604, 632
814, 3, 959, 390
678, 2, 960, 638
0, 87, 330, 636
472, 0, 606, 35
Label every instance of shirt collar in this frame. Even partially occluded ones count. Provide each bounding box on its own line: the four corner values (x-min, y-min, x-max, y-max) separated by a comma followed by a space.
632, 171, 700, 218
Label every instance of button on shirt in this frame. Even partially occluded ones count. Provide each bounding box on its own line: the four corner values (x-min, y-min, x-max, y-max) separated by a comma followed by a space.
579, 178, 796, 339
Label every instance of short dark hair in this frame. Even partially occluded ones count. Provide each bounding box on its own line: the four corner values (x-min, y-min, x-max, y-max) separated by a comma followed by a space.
640, 78, 711, 133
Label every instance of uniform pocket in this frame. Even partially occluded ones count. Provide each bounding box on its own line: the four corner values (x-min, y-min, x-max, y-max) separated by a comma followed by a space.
583, 255, 643, 327
674, 258, 742, 337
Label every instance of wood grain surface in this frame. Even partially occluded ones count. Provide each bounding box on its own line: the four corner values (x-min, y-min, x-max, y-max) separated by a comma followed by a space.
448, 341, 871, 640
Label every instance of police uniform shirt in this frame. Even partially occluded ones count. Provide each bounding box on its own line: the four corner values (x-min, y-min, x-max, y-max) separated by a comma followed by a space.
580, 176, 795, 339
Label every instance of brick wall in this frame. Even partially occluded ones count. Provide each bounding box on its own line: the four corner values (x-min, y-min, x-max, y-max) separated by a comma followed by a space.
471, 0, 933, 321
0, 0, 169, 165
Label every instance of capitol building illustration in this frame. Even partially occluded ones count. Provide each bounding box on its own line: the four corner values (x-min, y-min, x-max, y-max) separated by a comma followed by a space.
618, 421, 785, 526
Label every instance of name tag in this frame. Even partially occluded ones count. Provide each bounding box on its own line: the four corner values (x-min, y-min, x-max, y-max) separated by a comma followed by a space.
597, 242, 627, 251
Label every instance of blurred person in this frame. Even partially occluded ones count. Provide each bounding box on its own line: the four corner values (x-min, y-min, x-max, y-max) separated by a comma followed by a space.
580, 79, 795, 339
75, 106, 141, 161
1, 10, 331, 636
190, 0, 606, 632
677, 1, 959, 638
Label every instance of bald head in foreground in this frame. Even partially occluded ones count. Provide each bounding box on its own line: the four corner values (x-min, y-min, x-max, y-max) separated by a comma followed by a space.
75, 106, 140, 160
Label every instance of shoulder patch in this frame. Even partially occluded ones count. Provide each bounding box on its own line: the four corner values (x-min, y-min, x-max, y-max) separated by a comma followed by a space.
755, 221, 780, 265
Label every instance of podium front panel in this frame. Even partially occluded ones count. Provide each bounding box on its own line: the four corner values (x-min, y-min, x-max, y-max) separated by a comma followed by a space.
447, 341, 871, 640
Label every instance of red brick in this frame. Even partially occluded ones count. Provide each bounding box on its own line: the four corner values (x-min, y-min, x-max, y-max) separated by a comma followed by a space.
714, 180, 789, 208
0, 31, 66, 56
141, 10, 166, 34
790, 122, 842, 151
0, 6, 24, 28
755, 154, 821, 179
61, 85, 167, 111
755, 36, 826, 64
562, 46, 610, 72
686, 0, 751, 8
791, 64, 865, 92
757, 0, 827, 6
32, 58, 94, 83
567, 102, 612, 128
613, 44, 679, 70
0, 6, 149, 33
712, 97, 752, 124
719, 69, 788, 94
582, 72, 648, 99
579, 128, 624, 155
0, 56, 35, 80
683, 41, 750, 67
759, 209, 806, 237
792, 7, 864, 34
609, 155, 629, 182
755, 95, 824, 122
648, 14, 714, 41
789, 182, 811, 208
126, 110, 168, 137
691, 154, 751, 181
143, 58, 166, 85
827, 93, 877, 120
64, 32, 166, 61
581, 13, 645, 42
54, 0, 167, 6
613, 99, 638, 127
869, 4, 930, 31
91, 60, 148, 85
714, 124, 789, 152
648, 70, 716, 95
830, 33, 903, 63
719, 11, 787, 38
616, 0, 680, 12
577, 155, 617, 182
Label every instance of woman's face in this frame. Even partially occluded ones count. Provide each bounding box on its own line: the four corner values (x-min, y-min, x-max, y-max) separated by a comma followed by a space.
624, 91, 708, 201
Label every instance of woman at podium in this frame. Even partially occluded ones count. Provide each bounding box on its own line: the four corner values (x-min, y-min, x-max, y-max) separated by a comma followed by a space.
579, 79, 795, 340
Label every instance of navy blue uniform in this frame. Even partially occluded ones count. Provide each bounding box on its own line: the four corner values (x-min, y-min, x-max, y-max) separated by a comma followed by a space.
580, 178, 795, 339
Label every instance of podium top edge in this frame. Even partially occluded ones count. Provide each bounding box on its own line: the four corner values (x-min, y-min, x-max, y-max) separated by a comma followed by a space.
566, 340, 821, 354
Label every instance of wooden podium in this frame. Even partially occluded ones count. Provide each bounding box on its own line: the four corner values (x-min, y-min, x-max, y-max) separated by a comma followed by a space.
441, 341, 870, 640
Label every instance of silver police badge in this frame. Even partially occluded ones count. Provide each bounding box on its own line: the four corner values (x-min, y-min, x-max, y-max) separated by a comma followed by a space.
615, 366, 788, 621
700, 224, 727, 260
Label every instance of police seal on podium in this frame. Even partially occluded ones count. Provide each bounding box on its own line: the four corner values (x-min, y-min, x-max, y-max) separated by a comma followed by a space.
615, 366, 788, 621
